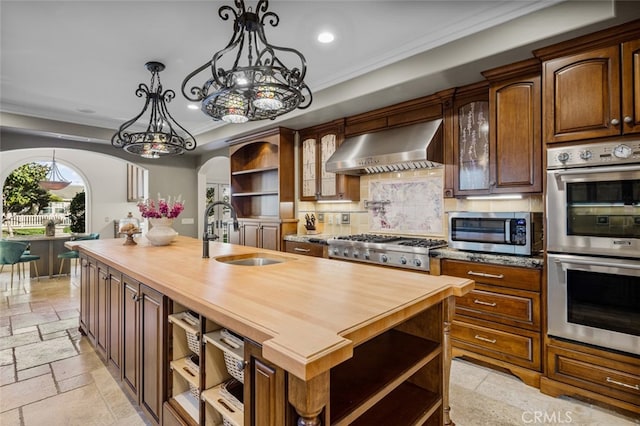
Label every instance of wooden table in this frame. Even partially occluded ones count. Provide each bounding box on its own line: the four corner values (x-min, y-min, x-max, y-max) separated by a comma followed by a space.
10, 234, 72, 278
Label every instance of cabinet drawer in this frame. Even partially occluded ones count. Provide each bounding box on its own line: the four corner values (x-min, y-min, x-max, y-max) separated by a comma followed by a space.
452, 320, 540, 370
547, 345, 640, 405
455, 286, 540, 331
284, 241, 326, 258
442, 259, 541, 291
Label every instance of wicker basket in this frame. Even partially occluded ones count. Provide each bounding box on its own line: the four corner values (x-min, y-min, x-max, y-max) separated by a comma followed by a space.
185, 355, 200, 399
183, 312, 201, 356
220, 379, 243, 411
221, 329, 244, 383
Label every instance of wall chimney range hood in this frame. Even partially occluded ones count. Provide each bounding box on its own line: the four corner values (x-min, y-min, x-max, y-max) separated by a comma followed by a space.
325, 119, 443, 175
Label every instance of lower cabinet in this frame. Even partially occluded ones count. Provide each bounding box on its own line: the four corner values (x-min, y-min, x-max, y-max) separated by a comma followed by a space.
245, 339, 287, 426
121, 275, 167, 424
229, 219, 297, 251
441, 258, 543, 387
541, 337, 640, 415
283, 240, 327, 258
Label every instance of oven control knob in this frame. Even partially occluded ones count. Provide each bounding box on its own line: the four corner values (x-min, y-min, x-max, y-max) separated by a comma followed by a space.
400, 256, 407, 265
364, 251, 370, 260
353, 251, 359, 259
381, 254, 388, 263
557, 152, 570, 163
579, 150, 592, 161
332, 248, 339, 256
613, 144, 632, 159
413, 258, 422, 267
343, 250, 349, 257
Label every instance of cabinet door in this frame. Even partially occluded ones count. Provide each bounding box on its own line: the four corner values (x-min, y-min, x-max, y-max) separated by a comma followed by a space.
260, 223, 280, 251
243, 222, 260, 248
122, 278, 139, 399
139, 284, 165, 424
95, 263, 109, 358
300, 135, 319, 200
543, 45, 621, 143
622, 39, 640, 134
79, 255, 90, 334
490, 75, 542, 193
108, 270, 122, 370
453, 97, 491, 194
87, 259, 98, 344
228, 221, 242, 245
245, 340, 286, 426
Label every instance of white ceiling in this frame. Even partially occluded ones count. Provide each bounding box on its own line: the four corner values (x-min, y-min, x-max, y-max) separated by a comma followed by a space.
2, 1, 639, 154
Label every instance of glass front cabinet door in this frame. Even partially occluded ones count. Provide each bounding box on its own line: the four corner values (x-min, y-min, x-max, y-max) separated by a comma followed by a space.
299, 119, 359, 202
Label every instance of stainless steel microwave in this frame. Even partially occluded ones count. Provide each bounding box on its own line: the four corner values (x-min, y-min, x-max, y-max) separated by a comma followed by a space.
448, 212, 543, 255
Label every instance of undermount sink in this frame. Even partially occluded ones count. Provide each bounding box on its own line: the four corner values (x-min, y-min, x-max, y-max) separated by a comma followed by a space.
215, 253, 291, 266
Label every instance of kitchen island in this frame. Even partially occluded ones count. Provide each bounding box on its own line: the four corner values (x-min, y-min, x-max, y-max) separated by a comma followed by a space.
69, 236, 473, 425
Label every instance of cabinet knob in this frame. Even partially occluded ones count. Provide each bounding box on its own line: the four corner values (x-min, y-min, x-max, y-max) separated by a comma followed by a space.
624, 116, 633, 124
610, 118, 620, 126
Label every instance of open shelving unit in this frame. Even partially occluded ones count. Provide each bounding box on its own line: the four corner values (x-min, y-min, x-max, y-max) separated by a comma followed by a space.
329, 304, 445, 425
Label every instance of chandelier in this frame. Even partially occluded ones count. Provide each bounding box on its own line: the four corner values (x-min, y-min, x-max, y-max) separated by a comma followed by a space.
39, 150, 71, 190
181, 0, 312, 124
112, 62, 196, 159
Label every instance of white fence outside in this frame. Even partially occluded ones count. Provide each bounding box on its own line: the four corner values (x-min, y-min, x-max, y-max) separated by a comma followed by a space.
6, 214, 71, 228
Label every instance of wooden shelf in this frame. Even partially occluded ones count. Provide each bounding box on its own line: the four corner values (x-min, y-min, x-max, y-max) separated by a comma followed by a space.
171, 392, 199, 424
202, 383, 244, 426
330, 329, 440, 425
231, 166, 278, 175
168, 312, 200, 336
350, 382, 441, 426
171, 357, 200, 389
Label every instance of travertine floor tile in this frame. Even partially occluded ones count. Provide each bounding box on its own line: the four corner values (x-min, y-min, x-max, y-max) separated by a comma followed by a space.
0, 407, 20, 426
0, 372, 57, 412
0, 330, 40, 351
14, 336, 77, 371
0, 348, 13, 366
17, 364, 50, 381
51, 351, 103, 382
0, 363, 15, 386
450, 357, 491, 391
38, 317, 78, 335
21, 383, 114, 425
10, 311, 59, 330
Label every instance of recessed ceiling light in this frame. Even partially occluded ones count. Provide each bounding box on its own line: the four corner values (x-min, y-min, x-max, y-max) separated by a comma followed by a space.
317, 32, 334, 44
187, 104, 199, 110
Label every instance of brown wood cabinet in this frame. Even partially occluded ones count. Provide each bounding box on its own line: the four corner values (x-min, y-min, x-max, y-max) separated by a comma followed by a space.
107, 268, 122, 370
298, 119, 359, 202
452, 82, 491, 196
245, 338, 288, 426
441, 258, 543, 387
121, 274, 166, 425
95, 262, 108, 359
542, 337, 640, 415
482, 59, 542, 194
283, 240, 327, 258
228, 127, 297, 250
79, 253, 90, 338
534, 20, 640, 143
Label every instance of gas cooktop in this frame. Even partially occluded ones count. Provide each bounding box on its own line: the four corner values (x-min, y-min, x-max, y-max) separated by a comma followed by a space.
327, 234, 447, 271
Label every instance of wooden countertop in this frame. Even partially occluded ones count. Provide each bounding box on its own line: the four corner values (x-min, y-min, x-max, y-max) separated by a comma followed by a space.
69, 236, 473, 380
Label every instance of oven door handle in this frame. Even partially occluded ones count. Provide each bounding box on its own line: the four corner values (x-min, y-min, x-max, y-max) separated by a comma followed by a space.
553, 256, 640, 271
551, 164, 640, 179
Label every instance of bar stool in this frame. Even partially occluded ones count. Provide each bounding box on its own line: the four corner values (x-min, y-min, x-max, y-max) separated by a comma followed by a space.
57, 233, 100, 276
19, 245, 40, 281
0, 240, 29, 288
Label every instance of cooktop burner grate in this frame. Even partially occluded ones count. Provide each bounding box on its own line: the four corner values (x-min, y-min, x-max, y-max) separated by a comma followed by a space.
334, 234, 404, 243
397, 238, 448, 248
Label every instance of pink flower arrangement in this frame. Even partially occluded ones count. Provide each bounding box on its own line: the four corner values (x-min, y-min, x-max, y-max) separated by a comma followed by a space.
137, 195, 184, 219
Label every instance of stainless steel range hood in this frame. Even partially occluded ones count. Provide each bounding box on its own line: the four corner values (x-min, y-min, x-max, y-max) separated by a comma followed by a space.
325, 118, 443, 175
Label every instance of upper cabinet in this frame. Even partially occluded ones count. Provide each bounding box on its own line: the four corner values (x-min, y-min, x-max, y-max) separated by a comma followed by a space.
452, 82, 491, 196
228, 127, 295, 219
534, 21, 640, 144
299, 119, 360, 202
483, 58, 542, 194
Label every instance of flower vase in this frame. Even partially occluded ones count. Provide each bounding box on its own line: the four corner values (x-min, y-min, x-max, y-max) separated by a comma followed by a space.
146, 218, 178, 246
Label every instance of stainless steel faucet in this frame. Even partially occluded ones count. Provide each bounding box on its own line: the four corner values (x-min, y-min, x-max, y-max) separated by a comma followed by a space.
203, 201, 239, 258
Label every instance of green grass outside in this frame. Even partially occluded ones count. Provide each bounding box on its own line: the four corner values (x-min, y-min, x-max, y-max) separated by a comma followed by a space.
2, 226, 71, 237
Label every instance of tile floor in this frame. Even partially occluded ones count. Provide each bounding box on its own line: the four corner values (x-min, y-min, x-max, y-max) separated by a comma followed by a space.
0, 270, 638, 426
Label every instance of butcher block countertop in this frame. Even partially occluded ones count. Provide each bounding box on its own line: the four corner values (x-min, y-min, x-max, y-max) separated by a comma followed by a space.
69, 236, 474, 380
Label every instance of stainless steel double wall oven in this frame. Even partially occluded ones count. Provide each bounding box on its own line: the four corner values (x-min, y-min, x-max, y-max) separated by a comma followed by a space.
546, 140, 640, 356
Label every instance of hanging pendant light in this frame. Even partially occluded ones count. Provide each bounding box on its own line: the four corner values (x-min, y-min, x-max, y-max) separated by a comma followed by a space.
181, 0, 312, 123
112, 62, 196, 158
39, 150, 71, 190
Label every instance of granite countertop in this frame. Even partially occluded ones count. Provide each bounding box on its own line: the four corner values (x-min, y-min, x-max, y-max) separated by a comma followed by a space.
284, 234, 544, 268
